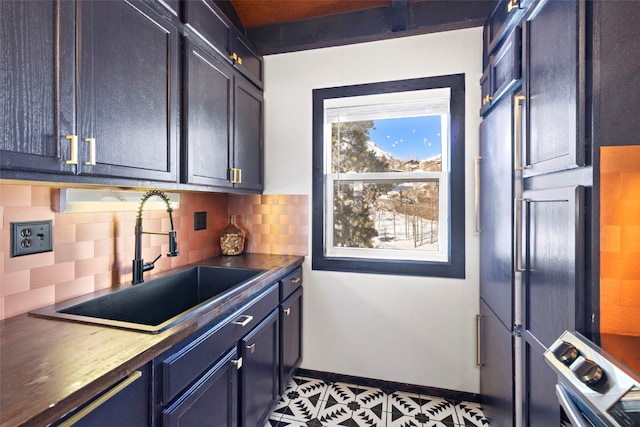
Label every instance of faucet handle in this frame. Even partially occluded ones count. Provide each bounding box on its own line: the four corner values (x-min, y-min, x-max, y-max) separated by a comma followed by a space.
143, 253, 162, 273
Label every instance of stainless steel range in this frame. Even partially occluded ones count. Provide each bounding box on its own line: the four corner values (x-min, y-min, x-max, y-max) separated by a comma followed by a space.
544, 331, 640, 426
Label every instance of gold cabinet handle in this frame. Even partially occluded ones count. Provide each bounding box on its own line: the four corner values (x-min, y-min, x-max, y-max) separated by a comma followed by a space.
232, 314, 253, 327
65, 134, 78, 165
230, 167, 242, 184
474, 156, 482, 233
284, 307, 291, 316
230, 52, 243, 65
59, 371, 142, 427
514, 198, 526, 273
246, 343, 256, 354
291, 277, 301, 284
513, 95, 527, 171
84, 137, 96, 165
482, 94, 492, 106
231, 357, 243, 369
476, 315, 482, 367
507, 0, 519, 12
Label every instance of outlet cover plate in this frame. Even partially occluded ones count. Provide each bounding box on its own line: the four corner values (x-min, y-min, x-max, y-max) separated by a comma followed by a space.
11, 221, 53, 257
194, 212, 207, 230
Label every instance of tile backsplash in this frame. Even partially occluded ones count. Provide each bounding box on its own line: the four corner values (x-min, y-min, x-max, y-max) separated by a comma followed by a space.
0, 183, 308, 320
600, 146, 640, 336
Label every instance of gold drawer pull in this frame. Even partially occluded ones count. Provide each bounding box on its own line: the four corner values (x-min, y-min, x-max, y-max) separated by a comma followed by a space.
284, 308, 291, 316
246, 343, 256, 354
232, 358, 243, 369
230, 52, 243, 64
291, 277, 301, 284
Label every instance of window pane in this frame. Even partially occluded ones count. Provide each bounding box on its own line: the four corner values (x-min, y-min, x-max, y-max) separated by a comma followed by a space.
332, 180, 440, 251
332, 117, 442, 174
369, 116, 442, 172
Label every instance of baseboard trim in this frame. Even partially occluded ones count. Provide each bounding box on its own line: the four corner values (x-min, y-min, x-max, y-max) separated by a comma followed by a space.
294, 368, 480, 403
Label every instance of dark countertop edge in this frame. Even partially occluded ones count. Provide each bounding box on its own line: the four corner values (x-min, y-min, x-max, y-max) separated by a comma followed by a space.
0, 253, 304, 427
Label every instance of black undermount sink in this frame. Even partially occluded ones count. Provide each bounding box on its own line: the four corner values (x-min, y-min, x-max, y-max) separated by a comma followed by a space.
31, 266, 268, 333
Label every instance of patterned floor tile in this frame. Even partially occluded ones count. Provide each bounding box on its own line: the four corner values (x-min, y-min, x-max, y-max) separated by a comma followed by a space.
354, 385, 389, 412
417, 396, 458, 426
453, 402, 489, 427
388, 391, 423, 415
351, 406, 387, 427
269, 376, 489, 427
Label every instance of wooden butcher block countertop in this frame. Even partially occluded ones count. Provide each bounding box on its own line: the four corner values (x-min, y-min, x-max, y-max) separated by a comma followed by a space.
0, 254, 304, 427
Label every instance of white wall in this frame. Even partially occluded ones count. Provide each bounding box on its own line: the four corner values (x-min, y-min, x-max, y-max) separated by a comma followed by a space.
263, 27, 483, 393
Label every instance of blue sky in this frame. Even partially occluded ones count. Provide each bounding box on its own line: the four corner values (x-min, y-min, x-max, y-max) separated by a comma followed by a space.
368, 116, 442, 161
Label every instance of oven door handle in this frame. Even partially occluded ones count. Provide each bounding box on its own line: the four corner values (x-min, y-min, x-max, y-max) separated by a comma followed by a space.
556, 384, 590, 427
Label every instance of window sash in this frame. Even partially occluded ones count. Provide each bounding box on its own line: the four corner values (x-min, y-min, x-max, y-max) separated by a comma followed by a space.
324, 171, 449, 261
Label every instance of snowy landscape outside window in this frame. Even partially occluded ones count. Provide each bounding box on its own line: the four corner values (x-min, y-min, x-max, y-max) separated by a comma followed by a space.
312, 75, 465, 278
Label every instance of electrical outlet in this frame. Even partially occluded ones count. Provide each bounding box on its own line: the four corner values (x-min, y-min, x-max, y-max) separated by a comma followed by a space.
194, 212, 207, 230
11, 221, 53, 257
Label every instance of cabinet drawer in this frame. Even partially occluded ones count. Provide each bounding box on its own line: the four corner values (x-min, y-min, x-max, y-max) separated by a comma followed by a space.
230, 30, 263, 88
279, 267, 302, 301
162, 283, 278, 403
183, 0, 232, 56
485, 0, 523, 55
491, 26, 521, 102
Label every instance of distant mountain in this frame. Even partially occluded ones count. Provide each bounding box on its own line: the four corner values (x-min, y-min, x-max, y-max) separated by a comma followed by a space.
366, 141, 442, 172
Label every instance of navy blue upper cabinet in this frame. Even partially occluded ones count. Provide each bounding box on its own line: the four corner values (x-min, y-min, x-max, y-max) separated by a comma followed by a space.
593, 1, 640, 147
521, 0, 586, 176
182, 40, 234, 188
0, 0, 180, 184
76, 0, 180, 182
182, 33, 264, 192
183, 0, 263, 88
0, 0, 77, 176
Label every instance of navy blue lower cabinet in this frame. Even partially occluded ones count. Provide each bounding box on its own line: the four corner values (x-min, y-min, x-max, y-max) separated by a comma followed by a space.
280, 287, 303, 394
53, 363, 150, 426
240, 309, 280, 427
162, 348, 239, 427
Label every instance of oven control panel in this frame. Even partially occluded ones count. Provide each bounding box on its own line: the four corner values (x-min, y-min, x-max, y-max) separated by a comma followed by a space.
545, 331, 640, 426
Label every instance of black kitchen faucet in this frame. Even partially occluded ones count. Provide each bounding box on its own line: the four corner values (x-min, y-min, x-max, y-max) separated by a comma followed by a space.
132, 190, 179, 284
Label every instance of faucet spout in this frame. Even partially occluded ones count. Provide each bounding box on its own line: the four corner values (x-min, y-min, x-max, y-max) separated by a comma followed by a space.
132, 190, 179, 284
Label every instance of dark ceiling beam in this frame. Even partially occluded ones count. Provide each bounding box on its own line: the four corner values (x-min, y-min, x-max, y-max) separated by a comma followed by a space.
245, 1, 493, 56
391, 0, 408, 32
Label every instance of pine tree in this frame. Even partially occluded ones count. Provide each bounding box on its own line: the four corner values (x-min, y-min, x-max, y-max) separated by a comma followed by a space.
331, 121, 390, 248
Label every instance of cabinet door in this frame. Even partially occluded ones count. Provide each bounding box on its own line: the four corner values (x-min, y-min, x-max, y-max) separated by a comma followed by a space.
479, 97, 513, 327
522, 0, 585, 176
519, 185, 585, 426
77, 0, 179, 182
163, 348, 239, 427
54, 364, 150, 427
182, 39, 233, 188
0, 0, 76, 175
233, 76, 263, 192
280, 287, 303, 394
240, 309, 279, 427
479, 299, 514, 427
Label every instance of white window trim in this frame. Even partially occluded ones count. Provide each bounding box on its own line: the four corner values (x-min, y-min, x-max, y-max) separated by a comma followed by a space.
322, 90, 451, 262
